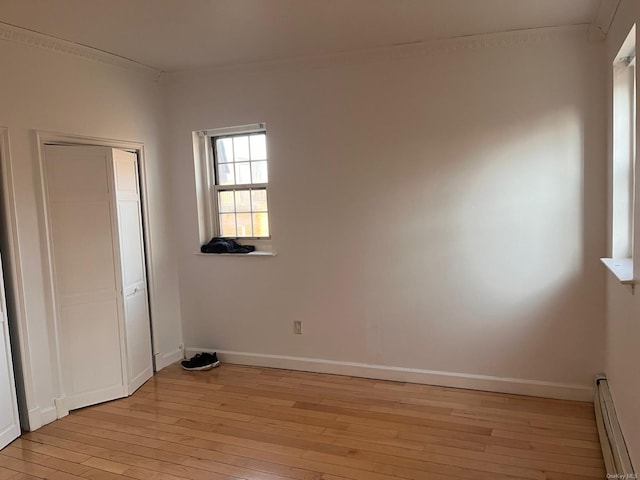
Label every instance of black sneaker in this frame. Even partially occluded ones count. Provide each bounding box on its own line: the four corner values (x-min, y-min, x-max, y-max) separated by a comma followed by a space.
180, 352, 220, 371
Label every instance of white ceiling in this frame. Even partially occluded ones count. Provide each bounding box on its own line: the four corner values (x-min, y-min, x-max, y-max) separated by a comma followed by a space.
0, 0, 602, 71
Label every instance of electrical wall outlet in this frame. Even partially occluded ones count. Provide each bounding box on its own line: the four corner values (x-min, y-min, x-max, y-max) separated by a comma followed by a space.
293, 321, 303, 334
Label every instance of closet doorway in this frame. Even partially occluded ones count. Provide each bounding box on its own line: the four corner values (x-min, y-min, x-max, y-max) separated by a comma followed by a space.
40, 138, 154, 411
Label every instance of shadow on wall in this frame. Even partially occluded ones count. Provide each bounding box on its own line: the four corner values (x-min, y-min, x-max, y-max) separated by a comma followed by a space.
357, 104, 605, 381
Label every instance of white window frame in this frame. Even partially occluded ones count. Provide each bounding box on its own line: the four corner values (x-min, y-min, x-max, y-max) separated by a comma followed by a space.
193, 123, 273, 252
211, 132, 270, 240
603, 25, 637, 286
612, 52, 635, 260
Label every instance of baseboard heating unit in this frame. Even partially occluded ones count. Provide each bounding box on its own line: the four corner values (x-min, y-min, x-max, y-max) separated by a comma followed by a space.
594, 376, 636, 477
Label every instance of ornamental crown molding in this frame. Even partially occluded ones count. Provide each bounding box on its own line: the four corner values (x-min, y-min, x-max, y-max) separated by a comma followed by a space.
0, 21, 159, 77
0, 20, 589, 80
167, 24, 591, 79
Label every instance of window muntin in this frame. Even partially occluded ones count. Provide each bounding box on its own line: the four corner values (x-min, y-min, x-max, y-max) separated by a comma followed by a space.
212, 132, 270, 238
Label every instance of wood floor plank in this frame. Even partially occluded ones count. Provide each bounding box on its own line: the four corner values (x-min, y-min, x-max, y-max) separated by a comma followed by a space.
2, 363, 605, 480
484, 444, 604, 468
0, 467, 23, 480
331, 437, 604, 478
47, 472, 85, 480
2, 445, 92, 478
491, 430, 601, 450
2, 475, 41, 480
35, 424, 324, 480
0, 453, 57, 478
366, 405, 599, 440
12, 440, 91, 465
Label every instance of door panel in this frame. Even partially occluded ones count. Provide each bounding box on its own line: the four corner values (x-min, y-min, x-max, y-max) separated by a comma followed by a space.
0, 254, 20, 450
113, 155, 139, 194
118, 201, 145, 288
51, 201, 117, 296
113, 150, 153, 394
60, 299, 124, 409
124, 287, 152, 392
44, 145, 126, 410
47, 153, 110, 199
0, 316, 19, 450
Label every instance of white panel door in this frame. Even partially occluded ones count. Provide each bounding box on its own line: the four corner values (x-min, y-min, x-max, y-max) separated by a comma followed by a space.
0, 254, 20, 450
44, 145, 126, 410
112, 149, 153, 394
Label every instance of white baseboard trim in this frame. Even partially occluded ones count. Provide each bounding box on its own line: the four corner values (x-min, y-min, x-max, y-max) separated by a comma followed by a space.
27, 404, 58, 431
54, 396, 69, 419
26, 407, 42, 431
155, 348, 184, 371
186, 347, 594, 402
39, 406, 58, 425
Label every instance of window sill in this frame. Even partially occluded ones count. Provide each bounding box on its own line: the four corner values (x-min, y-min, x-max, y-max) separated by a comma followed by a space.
195, 251, 276, 257
600, 258, 634, 284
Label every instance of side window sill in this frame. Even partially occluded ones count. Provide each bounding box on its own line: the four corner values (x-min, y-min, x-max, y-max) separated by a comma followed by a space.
601, 257, 634, 284
195, 251, 276, 257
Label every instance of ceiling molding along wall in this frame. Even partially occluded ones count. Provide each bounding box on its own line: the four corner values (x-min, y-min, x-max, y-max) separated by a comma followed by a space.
0, 20, 590, 78
167, 24, 591, 78
589, 0, 622, 41
0, 21, 159, 78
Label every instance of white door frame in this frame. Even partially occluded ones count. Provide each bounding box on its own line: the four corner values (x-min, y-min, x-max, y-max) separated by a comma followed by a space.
35, 131, 158, 417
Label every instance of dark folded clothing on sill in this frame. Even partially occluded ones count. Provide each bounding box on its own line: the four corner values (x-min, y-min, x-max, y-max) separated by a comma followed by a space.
201, 237, 256, 254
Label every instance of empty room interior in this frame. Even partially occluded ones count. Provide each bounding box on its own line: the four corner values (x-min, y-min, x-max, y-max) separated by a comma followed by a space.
0, 0, 639, 478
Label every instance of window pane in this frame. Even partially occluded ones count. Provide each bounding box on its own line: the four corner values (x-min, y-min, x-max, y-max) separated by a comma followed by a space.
216, 138, 233, 163
250, 134, 267, 160
236, 213, 252, 237
253, 213, 269, 237
217, 163, 235, 185
219, 214, 236, 237
251, 189, 268, 212
251, 161, 268, 184
233, 136, 250, 162
235, 162, 251, 184
218, 191, 235, 213
235, 190, 251, 212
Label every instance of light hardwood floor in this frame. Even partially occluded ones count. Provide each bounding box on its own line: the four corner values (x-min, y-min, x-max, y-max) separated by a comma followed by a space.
0, 363, 604, 480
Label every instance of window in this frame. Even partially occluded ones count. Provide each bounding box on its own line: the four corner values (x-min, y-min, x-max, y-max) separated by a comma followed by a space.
211, 129, 270, 239
612, 29, 636, 260
193, 123, 273, 253
603, 25, 636, 284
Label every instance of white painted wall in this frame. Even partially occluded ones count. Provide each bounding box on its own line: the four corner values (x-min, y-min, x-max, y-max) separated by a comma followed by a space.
167, 28, 607, 397
0, 38, 182, 428
604, 0, 640, 468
